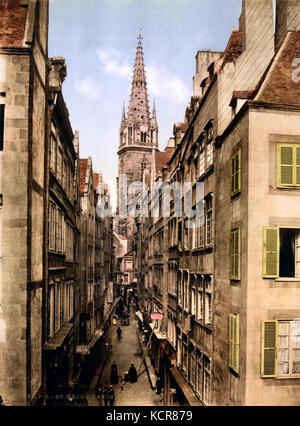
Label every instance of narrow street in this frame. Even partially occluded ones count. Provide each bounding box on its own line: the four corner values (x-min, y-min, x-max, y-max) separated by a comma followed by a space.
86, 303, 164, 406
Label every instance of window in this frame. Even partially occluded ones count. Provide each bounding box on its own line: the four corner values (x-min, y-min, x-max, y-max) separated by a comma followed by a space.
190, 348, 196, 388
49, 203, 56, 250
206, 127, 214, 168
57, 147, 62, 182
199, 146, 205, 177
195, 351, 211, 405
197, 282, 203, 321
49, 283, 55, 338
206, 196, 213, 245
229, 313, 240, 374
277, 144, 300, 188
263, 227, 300, 279
191, 287, 196, 316
230, 228, 240, 280
261, 319, 300, 378
178, 271, 183, 306
183, 271, 189, 311
231, 149, 241, 196
205, 277, 212, 325
0, 93, 5, 151
56, 209, 63, 252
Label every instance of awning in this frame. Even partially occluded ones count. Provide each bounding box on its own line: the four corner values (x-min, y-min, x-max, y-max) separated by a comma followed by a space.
135, 311, 143, 322
149, 322, 167, 340
169, 366, 202, 406
44, 323, 73, 350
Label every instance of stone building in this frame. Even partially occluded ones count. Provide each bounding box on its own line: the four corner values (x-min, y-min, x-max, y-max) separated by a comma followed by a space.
116, 33, 158, 249
76, 158, 114, 384
0, 0, 49, 406
137, 0, 300, 406
44, 57, 80, 395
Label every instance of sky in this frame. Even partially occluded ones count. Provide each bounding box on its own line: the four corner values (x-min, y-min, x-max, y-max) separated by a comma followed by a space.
49, 0, 242, 209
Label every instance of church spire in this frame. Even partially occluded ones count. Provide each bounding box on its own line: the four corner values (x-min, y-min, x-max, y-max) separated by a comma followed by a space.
152, 98, 157, 127
127, 30, 150, 126
120, 101, 127, 129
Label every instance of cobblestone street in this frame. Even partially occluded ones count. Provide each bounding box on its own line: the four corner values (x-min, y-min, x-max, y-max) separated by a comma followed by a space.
86, 304, 164, 406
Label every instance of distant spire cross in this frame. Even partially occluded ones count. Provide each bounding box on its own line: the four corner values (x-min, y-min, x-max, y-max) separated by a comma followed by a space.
137, 29, 143, 43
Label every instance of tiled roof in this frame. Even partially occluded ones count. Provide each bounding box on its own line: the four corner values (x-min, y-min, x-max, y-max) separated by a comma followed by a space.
219, 30, 243, 73
0, 0, 28, 48
155, 150, 174, 174
93, 173, 100, 192
79, 159, 88, 195
256, 32, 300, 105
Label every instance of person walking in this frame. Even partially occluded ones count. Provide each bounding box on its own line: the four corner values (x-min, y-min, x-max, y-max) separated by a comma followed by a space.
95, 384, 103, 406
128, 363, 138, 383
110, 361, 118, 384
103, 386, 110, 406
117, 326, 122, 341
108, 385, 115, 406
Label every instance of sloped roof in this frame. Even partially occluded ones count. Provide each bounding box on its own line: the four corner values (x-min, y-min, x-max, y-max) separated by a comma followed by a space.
255, 32, 300, 105
123, 249, 135, 257
0, 0, 28, 48
219, 30, 243, 73
80, 159, 88, 195
155, 149, 174, 174
93, 173, 100, 192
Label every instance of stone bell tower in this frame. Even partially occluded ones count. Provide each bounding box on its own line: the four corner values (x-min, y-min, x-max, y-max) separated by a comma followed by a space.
116, 32, 158, 242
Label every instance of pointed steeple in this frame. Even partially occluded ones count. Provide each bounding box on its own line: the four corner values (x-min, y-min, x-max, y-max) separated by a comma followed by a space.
152, 98, 157, 127
120, 101, 127, 130
127, 30, 150, 126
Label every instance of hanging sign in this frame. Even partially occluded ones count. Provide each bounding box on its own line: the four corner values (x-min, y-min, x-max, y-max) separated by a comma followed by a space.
151, 313, 164, 321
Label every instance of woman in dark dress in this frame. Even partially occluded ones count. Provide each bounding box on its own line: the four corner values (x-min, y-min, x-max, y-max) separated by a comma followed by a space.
128, 363, 138, 383
110, 361, 118, 384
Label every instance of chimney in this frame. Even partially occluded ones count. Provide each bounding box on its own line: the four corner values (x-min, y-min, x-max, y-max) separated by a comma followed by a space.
49, 57, 67, 93
275, 0, 300, 51
193, 50, 222, 97
239, 0, 274, 52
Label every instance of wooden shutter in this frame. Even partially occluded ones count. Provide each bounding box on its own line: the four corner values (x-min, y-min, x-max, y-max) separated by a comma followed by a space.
278, 144, 293, 187
229, 313, 240, 373
296, 146, 300, 186
263, 227, 279, 278
230, 228, 240, 279
231, 150, 241, 196
261, 320, 278, 378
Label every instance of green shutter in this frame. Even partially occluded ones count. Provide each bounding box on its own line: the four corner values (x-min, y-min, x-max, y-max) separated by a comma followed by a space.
231, 150, 241, 196
230, 228, 240, 280
277, 144, 300, 187
296, 147, 300, 186
261, 320, 278, 378
263, 227, 279, 278
229, 313, 240, 374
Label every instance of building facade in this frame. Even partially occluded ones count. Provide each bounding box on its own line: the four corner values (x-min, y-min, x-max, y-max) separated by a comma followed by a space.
44, 57, 80, 395
137, 0, 300, 406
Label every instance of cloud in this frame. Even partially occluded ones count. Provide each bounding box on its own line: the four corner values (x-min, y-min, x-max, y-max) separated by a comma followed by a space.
75, 76, 101, 100
146, 65, 190, 104
96, 48, 190, 104
97, 49, 132, 79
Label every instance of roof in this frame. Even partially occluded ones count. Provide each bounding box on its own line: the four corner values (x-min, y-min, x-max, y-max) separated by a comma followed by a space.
255, 32, 300, 105
219, 30, 243, 73
123, 249, 135, 258
93, 173, 100, 192
0, 0, 28, 48
118, 235, 127, 240
155, 150, 174, 174
80, 159, 88, 194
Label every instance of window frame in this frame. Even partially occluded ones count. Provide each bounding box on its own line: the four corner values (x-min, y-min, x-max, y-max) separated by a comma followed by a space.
231, 149, 241, 197
277, 143, 300, 188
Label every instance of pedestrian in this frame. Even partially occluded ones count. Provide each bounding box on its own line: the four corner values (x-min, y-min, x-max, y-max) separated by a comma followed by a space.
103, 386, 110, 406
95, 384, 103, 405
111, 361, 118, 384
117, 326, 122, 340
0, 395, 4, 406
108, 385, 115, 406
128, 363, 138, 383
155, 376, 162, 394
